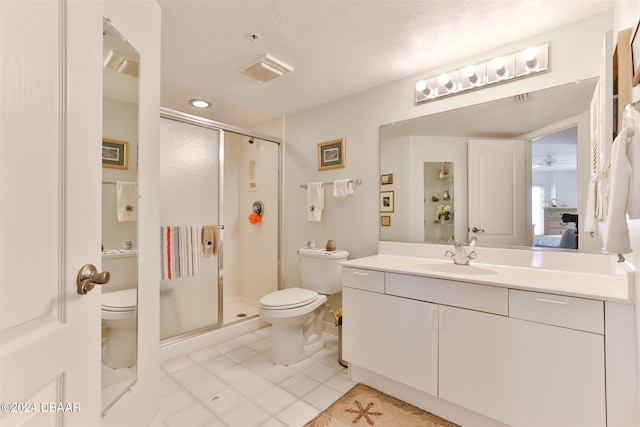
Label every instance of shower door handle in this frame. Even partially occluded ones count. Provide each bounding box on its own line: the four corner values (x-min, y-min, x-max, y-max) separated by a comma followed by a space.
77, 264, 110, 295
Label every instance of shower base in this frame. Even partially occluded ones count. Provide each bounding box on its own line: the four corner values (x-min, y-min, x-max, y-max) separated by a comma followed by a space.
223, 296, 259, 325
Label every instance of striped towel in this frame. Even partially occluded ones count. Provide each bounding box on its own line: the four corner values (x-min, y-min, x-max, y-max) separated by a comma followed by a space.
160, 226, 201, 280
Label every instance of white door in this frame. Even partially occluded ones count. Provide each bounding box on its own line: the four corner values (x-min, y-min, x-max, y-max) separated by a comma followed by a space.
468, 139, 527, 246
1, 2, 102, 426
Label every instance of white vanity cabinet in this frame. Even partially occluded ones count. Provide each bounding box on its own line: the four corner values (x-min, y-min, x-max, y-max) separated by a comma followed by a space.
342, 269, 438, 395
342, 266, 607, 427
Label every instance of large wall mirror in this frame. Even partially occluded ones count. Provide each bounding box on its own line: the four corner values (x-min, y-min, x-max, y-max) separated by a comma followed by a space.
101, 18, 139, 415
380, 77, 601, 252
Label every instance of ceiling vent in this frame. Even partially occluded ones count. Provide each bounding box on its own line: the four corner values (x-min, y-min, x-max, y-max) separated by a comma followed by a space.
241, 54, 293, 83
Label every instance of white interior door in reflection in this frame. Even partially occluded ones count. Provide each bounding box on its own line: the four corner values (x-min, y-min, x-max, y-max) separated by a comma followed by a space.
468, 139, 526, 246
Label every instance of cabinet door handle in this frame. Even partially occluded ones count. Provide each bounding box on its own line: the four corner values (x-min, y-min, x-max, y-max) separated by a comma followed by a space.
352, 271, 369, 276
439, 308, 445, 330
535, 297, 569, 305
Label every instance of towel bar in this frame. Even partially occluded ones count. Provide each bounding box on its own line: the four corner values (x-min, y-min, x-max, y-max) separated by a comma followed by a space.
300, 178, 362, 189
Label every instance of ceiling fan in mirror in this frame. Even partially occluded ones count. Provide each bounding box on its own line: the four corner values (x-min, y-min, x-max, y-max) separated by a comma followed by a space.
532, 154, 576, 169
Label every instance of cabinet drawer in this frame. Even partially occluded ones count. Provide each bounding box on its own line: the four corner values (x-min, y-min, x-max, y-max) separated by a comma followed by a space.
342, 268, 385, 293
386, 273, 508, 315
509, 290, 603, 334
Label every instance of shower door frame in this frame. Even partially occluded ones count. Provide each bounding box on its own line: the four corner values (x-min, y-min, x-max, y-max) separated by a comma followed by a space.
159, 107, 283, 344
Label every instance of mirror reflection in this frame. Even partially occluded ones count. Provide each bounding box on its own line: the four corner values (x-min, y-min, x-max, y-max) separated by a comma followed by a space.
380, 78, 599, 252
101, 18, 139, 415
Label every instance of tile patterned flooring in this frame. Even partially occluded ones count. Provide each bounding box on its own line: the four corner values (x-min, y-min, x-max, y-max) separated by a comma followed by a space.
159, 326, 357, 426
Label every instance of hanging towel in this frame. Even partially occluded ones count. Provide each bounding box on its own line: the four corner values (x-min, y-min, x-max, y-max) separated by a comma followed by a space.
160, 226, 201, 280
583, 178, 598, 234
307, 182, 324, 222
201, 225, 219, 257
333, 179, 354, 198
116, 181, 137, 223
603, 125, 639, 254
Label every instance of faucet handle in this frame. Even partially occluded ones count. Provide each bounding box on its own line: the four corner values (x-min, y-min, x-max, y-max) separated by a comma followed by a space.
467, 250, 477, 260
444, 250, 454, 259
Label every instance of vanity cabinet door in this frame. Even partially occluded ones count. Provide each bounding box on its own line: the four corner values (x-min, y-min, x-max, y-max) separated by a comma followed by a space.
439, 305, 606, 427
342, 287, 438, 395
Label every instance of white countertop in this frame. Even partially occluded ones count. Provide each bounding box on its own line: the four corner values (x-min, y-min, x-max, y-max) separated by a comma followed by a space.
342, 253, 635, 303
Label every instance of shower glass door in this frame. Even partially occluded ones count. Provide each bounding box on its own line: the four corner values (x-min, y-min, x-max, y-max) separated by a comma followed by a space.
159, 117, 220, 339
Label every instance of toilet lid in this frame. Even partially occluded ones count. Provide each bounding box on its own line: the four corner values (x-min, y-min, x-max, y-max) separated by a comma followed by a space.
259, 288, 318, 310
102, 289, 137, 311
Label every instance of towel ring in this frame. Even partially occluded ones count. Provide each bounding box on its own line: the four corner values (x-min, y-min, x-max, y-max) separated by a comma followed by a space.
252, 201, 264, 215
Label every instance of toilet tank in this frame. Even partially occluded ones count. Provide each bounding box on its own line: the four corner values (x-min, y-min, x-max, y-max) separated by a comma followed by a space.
298, 248, 349, 295
102, 250, 138, 292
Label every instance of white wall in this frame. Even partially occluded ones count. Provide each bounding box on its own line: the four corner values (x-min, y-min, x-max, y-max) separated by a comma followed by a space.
283, 13, 613, 320
101, 1, 161, 425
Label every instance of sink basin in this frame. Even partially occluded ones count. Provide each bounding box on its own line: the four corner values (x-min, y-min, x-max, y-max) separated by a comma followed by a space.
415, 263, 498, 276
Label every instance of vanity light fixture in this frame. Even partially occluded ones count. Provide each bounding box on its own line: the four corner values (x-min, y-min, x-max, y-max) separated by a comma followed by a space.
414, 42, 549, 104
189, 99, 211, 108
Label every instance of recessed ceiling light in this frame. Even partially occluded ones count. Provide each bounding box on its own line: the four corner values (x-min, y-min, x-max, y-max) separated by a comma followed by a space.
189, 99, 211, 108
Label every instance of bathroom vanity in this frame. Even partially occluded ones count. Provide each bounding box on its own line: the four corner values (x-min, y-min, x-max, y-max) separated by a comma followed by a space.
342, 242, 637, 427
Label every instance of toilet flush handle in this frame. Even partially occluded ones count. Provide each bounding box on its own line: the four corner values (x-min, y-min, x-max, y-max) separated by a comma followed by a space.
76, 264, 110, 295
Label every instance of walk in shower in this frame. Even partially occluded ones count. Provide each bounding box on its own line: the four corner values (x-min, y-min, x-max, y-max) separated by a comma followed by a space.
159, 108, 281, 342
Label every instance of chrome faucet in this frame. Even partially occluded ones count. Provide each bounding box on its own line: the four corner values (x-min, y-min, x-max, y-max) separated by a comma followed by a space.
444, 240, 477, 265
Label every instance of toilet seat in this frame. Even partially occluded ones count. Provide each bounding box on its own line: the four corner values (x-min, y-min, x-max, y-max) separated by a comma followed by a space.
102, 289, 137, 312
259, 288, 318, 310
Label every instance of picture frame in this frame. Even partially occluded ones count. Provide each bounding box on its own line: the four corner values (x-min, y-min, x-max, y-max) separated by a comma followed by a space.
380, 215, 391, 227
632, 19, 640, 87
318, 138, 346, 171
102, 138, 129, 170
381, 173, 393, 185
380, 191, 394, 213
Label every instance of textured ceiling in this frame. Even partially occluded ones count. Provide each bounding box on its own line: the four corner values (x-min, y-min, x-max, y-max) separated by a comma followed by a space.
157, 0, 613, 129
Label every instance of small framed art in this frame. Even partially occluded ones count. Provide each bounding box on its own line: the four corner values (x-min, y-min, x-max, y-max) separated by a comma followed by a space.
102, 138, 129, 170
380, 191, 394, 212
381, 173, 393, 185
318, 138, 346, 171
380, 215, 391, 227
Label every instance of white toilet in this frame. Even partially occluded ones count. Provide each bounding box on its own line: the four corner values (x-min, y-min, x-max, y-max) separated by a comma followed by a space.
101, 251, 138, 369
102, 288, 137, 368
259, 248, 349, 365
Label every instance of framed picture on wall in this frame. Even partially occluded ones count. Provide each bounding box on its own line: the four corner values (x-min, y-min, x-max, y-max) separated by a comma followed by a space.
318, 138, 346, 170
632, 19, 640, 86
381, 173, 393, 185
102, 138, 129, 170
380, 215, 391, 226
380, 191, 394, 212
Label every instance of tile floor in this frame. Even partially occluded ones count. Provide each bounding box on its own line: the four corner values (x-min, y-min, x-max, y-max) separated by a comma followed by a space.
159, 326, 357, 427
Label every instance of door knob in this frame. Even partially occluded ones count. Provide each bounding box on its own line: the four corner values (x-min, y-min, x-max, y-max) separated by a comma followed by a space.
471, 227, 485, 233
77, 264, 110, 295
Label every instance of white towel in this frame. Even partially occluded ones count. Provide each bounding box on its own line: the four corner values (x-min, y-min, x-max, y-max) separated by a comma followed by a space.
603, 126, 639, 254
307, 182, 324, 222
117, 181, 137, 223
333, 179, 354, 198
583, 178, 598, 233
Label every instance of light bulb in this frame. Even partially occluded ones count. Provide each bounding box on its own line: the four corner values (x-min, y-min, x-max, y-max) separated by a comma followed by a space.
492, 57, 506, 76
415, 80, 427, 92
438, 73, 454, 90
522, 47, 538, 69
463, 65, 478, 83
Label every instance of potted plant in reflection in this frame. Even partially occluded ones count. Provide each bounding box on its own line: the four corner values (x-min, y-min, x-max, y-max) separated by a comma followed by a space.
435, 205, 453, 224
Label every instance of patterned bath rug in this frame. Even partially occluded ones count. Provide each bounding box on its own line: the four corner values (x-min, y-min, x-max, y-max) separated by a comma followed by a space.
304, 383, 461, 427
